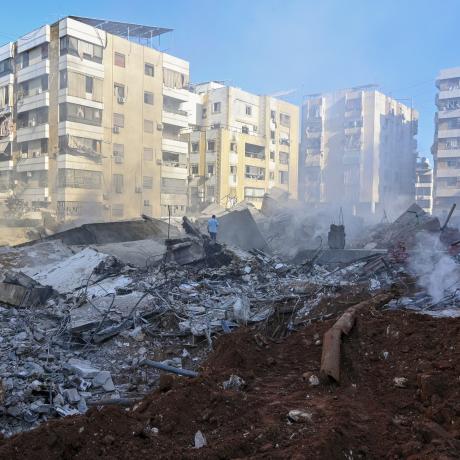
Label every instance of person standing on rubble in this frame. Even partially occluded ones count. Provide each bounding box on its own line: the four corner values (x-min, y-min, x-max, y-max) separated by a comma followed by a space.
207, 214, 219, 241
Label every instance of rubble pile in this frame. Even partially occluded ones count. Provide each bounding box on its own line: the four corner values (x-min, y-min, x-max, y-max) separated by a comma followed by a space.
0, 201, 458, 457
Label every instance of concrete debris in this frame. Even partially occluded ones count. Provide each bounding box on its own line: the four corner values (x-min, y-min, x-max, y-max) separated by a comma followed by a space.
0, 209, 458, 442
194, 430, 207, 448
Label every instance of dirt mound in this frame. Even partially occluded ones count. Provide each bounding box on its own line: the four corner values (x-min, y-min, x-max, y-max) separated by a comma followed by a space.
0, 310, 459, 459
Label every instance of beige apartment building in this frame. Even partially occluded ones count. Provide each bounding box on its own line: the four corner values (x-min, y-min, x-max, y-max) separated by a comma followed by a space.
0, 16, 196, 222
300, 86, 418, 217
415, 156, 433, 214
187, 82, 299, 210
432, 66, 460, 218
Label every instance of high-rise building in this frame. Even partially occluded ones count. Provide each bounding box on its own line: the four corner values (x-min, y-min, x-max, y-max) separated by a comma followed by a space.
0, 16, 197, 222
300, 85, 418, 217
187, 82, 299, 210
415, 157, 433, 214
432, 66, 460, 218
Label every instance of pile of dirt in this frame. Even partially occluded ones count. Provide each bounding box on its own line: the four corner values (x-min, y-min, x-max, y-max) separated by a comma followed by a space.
0, 309, 459, 459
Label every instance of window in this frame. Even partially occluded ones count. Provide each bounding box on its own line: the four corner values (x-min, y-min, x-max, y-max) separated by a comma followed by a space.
242, 126, 249, 134
41, 43, 49, 60
144, 91, 154, 105
113, 113, 124, 128
280, 113, 291, 127
41, 139, 48, 154
59, 103, 101, 126
21, 51, 29, 69
18, 107, 48, 128
202, 107, 207, 119
112, 204, 124, 217
60, 70, 67, 89
144, 200, 151, 207
230, 142, 237, 152
143, 147, 153, 161
270, 110, 276, 121
279, 152, 289, 164
58, 169, 102, 189
60, 36, 102, 63
270, 150, 275, 160
212, 102, 221, 113
230, 165, 237, 174
0, 58, 12, 77
207, 140, 216, 152
144, 119, 154, 133
245, 143, 265, 160
59, 135, 101, 158
270, 130, 275, 140
85, 76, 93, 94
113, 174, 124, 193
191, 164, 199, 175
144, 63, 154, 77
163, 68, 188, 89
279, 171, 289, 185
143, 176, 153, 188
245, 105, 252, 116
114, 52, 125, 67
191, 142, 199, 153
269, 171, 274, 180
245, 165, 265, 180
207, 164, 215, 175
114, 83, 125, 99
113, 144, 124, 163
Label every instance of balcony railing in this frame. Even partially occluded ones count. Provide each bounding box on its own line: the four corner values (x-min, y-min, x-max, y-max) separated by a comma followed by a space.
163, 106, 188, 117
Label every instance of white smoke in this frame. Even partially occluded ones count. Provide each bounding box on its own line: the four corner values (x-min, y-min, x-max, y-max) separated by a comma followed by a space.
408, 232, 460, 303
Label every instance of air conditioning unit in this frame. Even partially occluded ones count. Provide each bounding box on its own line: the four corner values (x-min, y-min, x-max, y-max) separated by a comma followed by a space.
117, 96, 126, 104
157, 123, 163, 131
135, 186, 142, 193
112, 126, 120, 134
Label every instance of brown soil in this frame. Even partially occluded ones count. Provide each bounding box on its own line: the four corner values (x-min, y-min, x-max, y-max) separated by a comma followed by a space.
0, 309, 459, 459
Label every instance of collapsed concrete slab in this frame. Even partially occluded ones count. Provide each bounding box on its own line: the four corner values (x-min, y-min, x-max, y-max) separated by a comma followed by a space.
214, 208, 270, 252
18, 217, 178, 247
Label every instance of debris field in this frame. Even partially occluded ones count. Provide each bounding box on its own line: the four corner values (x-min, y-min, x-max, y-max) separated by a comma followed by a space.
0, 192, 458, 459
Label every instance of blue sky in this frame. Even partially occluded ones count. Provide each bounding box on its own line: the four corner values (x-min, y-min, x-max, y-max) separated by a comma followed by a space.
2, 0, 459, 160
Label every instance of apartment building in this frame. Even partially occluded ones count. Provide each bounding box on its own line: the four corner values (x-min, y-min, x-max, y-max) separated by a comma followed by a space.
187, 82, 299, 210
300, 86, 418, 217
432, 66, 460, 218
0, 16, 196, 222
415, 157, 433, 214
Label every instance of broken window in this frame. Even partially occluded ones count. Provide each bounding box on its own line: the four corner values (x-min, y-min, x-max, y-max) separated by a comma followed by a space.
242, 126, 249, 134
18, 107, 48, 128
162, 151, 182, 166
59, 135, 101, 160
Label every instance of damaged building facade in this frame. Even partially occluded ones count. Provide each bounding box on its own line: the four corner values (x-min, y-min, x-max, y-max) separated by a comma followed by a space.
187, 82, 299, 210
300, 86, 418, 217
0, 16, 198, 222
432, 66, 460, 219
415, 157, 433, 214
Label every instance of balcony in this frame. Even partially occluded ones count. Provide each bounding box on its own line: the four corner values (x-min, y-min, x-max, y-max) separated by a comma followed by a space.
436, 148, 460, 158
162, 137, 188, 154
162, 85, 189, 102
438, 129, 460, 139
18, 187, 49, 202
56, 188, 103, 203
16, 155, 49, 172
16, 60, 50, 84
439, 89, 460, 100
161, 164, 188, 180
17, 91, 49, 114
162, 107, 189, 128
16, 123, 49, 143
57, 154, 102, 171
